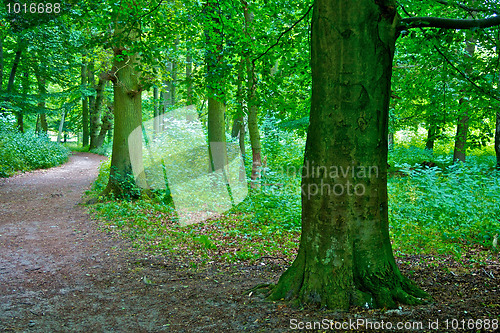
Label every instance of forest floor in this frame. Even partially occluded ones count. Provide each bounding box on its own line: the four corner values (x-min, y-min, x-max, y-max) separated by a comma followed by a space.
0, 152, 498, 332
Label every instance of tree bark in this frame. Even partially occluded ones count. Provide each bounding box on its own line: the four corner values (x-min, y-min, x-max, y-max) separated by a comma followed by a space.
388, 132, 394, 151
16, 70, 30, 133
266, 0, 427, 310
95, 105, 113, 148
453, 41, 474, 163
81, 59, 89, 147
242, 0, 262, 187
35, 73, 48, 134
400, 14, 500, 30
186, 49, 194, 106
89, 74, 108, 149
206, 0, 227, 172
104, 25, 147, 198
153, 84, 160, 134
425, 123, 439, 151
6, 40, 24, 94
57, 111, 65, 143
232, 58, 246, 157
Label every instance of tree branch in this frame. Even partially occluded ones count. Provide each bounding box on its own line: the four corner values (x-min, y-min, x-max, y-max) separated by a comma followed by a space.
252, 4, 313, 63
400, 15, 500, 31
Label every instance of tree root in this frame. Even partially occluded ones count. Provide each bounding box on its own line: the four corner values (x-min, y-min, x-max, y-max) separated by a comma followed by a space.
243, 283, 274, 297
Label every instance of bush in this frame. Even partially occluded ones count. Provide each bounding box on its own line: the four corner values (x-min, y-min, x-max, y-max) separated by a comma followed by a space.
0, 121, 69, 177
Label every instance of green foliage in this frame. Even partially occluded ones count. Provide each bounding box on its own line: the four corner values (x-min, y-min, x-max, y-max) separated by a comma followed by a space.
0, 121, 69, 177
389, 161, 500, 258
90, 127, 500, 264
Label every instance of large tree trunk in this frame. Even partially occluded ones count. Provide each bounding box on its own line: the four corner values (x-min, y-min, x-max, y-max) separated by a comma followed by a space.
242, 0, 262, 187
495, 111, 500, 168
81, 59, 89, 147
104, 26, 147, 198
266, 0, 427, 310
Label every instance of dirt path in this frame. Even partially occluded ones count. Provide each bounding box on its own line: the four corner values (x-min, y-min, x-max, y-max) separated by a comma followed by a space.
0, 152, 289, 332
0, 152, 498, 332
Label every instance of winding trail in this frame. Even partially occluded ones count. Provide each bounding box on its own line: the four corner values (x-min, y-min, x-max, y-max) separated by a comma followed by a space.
0, 152, 498, 332
0, 152, 283, 332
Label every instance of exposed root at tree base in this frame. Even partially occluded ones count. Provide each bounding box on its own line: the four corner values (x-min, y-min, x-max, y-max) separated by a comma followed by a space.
263, 256, 431, 311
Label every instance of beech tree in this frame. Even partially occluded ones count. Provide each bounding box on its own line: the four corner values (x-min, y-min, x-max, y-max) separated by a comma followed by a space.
264, 0, 500, 310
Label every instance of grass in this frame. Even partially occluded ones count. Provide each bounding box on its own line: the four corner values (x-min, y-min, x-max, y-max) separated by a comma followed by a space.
0, 121, 69, 177
88, 131, 500, 266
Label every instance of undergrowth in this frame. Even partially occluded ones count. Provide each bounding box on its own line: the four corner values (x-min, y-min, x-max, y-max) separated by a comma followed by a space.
89, 130, 500, 265
0, 120, 69, 177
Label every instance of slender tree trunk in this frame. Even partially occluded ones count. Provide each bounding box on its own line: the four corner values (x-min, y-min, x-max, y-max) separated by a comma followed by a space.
388, 132, 394, 151
0, 36, 4, 92
35, 73, 48, 134
6, 40, 24, 94
40, 113, 48, 133
425, 123, 439, 151
453, 38, 475, 163
89, 75, 108, 149
266, 0, 427, 310
242, 0, 262, 187
16, 70, 30, 133
153, 85, 160, 134
104, 25, 147, 198
171, 39, 178, 107
495, 111, 500, 168
232, 58, 245, 157
453, 105, 469, 163
57, 111, 65, 143
95, 105, 113, 148
81, 59, 89, 147
206, 0, 227, 171
186, 49, 194, 106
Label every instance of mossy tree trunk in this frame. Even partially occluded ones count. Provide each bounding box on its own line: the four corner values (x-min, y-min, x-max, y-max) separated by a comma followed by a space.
453, 40, 474, 164
95, 105, 113, 148
266, 0, 427, 310
89, 74, 109, 150
104, 25, 147, 198
242, 0, 262, 187
232, 58, 245, 157
206, 0, 227, 171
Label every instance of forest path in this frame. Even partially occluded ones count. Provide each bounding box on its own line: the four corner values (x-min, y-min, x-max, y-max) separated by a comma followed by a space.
2, 153, 495, 332
0, 152, 282, 332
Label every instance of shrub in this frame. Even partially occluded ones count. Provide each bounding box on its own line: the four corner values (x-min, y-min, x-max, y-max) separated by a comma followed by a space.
0, 121, 69, 177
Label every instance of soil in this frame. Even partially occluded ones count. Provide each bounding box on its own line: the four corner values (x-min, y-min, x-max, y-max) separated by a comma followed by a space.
0, 152, 499, 332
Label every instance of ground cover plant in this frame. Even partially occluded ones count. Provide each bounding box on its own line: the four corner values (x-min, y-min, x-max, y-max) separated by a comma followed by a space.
89, 130, 500, 269
0, 119, 69, 177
